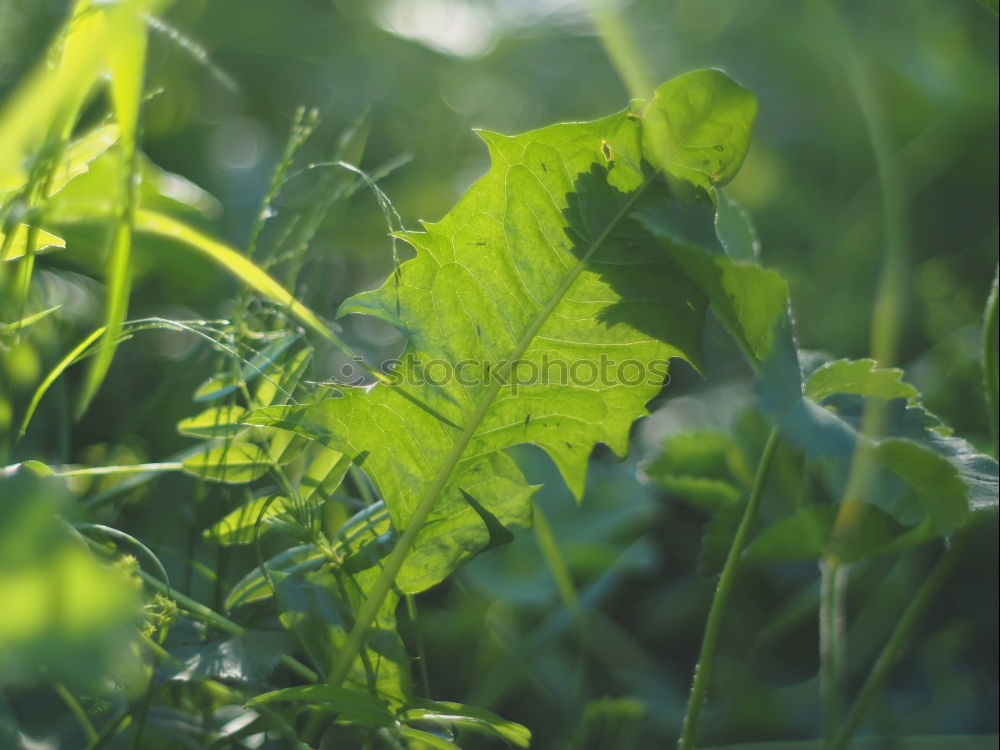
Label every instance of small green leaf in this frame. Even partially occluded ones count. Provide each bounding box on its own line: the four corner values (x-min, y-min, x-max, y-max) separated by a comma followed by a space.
275, 568, 409, 703
204, 494, 294, 546
253, 347, 312, 409
805, 358, 920, 404
641, 68, 757, 189
266, 428, 307, 465
299, 446, 351, 503
647, 430, 741, 479
744, 505, 836, 563
652, 475, 742, 512
398, 727, 457, 748
225, 544, 325, 611
177, 406, 248, 439
192, 333, 298, 402
181, 442, 270, 484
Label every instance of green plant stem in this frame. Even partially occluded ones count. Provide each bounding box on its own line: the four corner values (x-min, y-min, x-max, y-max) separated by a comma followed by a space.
678, 426, 780, 750
983, 266, 998, 456
586, 0, 653, 99
327, 171, 658, 689
85, 712, 132, 750
533, 503, 582, 622
136, 568, 318, 683
54, 683, 98, 743
815, 0, 908, 368
819, 558, 846, 742
533, 501, 588, 700
405, 594, 431, 698
831, 536, 966, 749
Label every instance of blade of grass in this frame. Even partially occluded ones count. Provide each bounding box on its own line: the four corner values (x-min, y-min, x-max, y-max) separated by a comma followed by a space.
533, 503, 582, 622
78, 6, 148, 415
74, 522, 171, 597
820, 558, 846, 742
132, 210, 372, 371
18, 326, 105, 440
0, 0, 167, 195
53, 683, 98, 743
1, 304, 60, 334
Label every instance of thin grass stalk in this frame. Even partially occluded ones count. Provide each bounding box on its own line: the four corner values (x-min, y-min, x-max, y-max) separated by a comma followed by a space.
831, 536, 966, 749
820, 558, 846, 742
678, 426, 780, 750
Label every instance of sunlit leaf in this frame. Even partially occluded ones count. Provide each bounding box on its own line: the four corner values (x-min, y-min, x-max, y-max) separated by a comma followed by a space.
181, 442, 270, 484
225, 544, 325, 611
204, 494, 295, 546
247, 70, 753, 605
805, 358, 920, 405
0, 225, 65, 262
640, 68, 757, 189
177, 405, 248, 439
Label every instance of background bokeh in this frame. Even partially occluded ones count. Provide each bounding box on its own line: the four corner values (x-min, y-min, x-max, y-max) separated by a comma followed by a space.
1, 0, 997, 746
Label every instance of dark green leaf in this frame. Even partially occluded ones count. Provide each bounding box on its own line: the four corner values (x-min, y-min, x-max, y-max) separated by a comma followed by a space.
247, 684, 395, 728
400, 700, 531, 747
168, 630, 292, 685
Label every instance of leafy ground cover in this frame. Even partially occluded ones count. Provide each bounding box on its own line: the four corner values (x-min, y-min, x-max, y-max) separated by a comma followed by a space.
0, 1, 997, 748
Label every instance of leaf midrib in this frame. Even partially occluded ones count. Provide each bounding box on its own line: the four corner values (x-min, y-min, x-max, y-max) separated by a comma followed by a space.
328, 167, 658, 686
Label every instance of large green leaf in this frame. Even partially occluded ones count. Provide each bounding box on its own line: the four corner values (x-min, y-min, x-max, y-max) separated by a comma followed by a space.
243, 69, 756, 691
247, 70, 755, 603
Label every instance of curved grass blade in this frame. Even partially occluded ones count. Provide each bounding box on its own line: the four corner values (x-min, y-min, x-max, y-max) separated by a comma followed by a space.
1, 305, 61, 334
77, 4, 149, 416
18, 326, 106, 440
73, 522, 171, 595
132, 210, 358, 360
